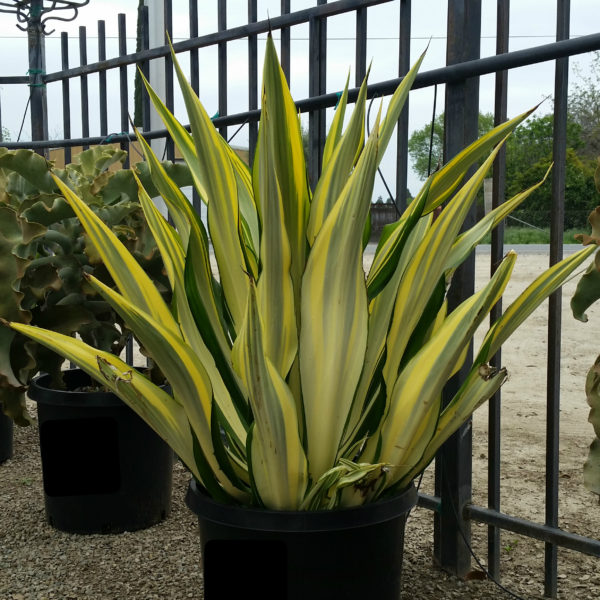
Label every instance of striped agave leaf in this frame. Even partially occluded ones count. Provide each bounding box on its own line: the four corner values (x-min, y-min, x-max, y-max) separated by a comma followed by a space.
300, 113, 380, 481
307, 66, 369, 245
381, 141, 506, 393
255, 88, 298, 378
322, 72, 349, 170
6, 322, 203, 490
376, 252, 516, 485
260, 35, 311, 307
232, 281, 308, 509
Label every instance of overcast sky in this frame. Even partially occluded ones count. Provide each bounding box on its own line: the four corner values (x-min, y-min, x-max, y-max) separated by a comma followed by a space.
0, 0, 598, 197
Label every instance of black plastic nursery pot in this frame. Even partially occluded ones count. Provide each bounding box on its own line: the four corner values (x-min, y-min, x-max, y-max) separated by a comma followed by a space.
186, 478, 418, 600
0, 409, 13, 464
29, 368, 173, 534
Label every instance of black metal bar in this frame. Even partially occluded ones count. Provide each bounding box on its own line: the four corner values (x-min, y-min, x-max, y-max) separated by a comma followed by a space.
190, 0, 201, 214
27, 19, 597, 87
98, 20, 108, 137
164, 0, 175, 161
308, 15, 318, 188
118, 13, 129, 168
141, 6, 151, 133
0, 77, 29, 85
280, 0, 291, 81
487, 0, 509, 582
395, 0, 411, 211
189, 0, 199, 95
417, 492, 442, 514
218, 0, 228, 140
118, 11, 131, 365
28, 0, 48, 149
79, 26, 89, 150
465, 505, 600, 558
308, 2, 327, 189
355, 5, 367, 86
41, 0, 393, 83
61, 32, 71, 164
318, 0, 327, 163
435, 0, 481, 579
248, 0, 258, 167
545, 1, 570, 597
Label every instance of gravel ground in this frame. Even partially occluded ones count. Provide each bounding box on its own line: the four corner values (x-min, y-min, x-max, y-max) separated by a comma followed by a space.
1, 413, 597, 600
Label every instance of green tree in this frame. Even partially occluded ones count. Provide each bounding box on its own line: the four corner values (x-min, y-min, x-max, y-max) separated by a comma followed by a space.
570, 51, 600, 161
408, 111, 597, 230
407, 112, 494, 180
509, 148, 597, 230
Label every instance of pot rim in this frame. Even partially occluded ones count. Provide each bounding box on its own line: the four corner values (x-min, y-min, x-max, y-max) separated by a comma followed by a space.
185, 478, 417, 533
29, 368, 124, 407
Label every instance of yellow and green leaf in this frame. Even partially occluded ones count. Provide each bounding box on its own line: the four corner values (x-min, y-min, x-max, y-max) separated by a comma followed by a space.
232, 282, 307, 509
261, 34, 310, 305
307, 67, 369, 244
300, 117, 380, 480
255, 93, 298, 377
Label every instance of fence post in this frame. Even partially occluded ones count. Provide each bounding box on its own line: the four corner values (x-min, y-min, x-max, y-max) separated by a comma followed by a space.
545, 1, 570, 597
27, 0, 48, 151
434, 0, 481, 578
395, 0, 411, 212
308, 1, 327, 189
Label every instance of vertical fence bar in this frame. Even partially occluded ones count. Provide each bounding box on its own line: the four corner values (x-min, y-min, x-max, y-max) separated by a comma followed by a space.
355, 6, 367, 86
308, 1, 327, 188
118, 12, 132, 365
141, 6, 151, 133
189, 0, 199, 95
435, 0, 481, 578
248, 0, 258, 166
164, 0, 175, 161
395, 0, 411, 212
281, 0, 291, 81
98, 20, 108, 137
218, 0, 228, 140
79, 26, 90, 150
27, 0, 48, 150
545, 0, 570, 597
61, 32, 72, 164
488, 0, 509, 581
189, 0, 201, 213
118, 14, 129, 167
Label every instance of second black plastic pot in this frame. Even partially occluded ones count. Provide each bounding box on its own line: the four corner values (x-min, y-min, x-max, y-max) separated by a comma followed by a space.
29, 368, 174, 534
186, 478, 417, 600
0, 409, 13, 464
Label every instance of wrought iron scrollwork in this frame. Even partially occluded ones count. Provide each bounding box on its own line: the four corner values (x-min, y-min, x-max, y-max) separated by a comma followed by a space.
0, 1, 90, 35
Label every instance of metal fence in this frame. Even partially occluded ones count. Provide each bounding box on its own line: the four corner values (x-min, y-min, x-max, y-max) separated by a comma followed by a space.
1, 0, 600, 597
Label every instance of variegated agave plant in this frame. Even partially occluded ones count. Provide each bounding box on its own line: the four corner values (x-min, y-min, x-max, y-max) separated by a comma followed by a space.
6, 36, 597, 510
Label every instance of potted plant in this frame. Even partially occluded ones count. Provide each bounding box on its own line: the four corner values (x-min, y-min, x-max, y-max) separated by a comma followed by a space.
0, 146, 179, 533
570, 160, 600, 499
4, 37, 598, 597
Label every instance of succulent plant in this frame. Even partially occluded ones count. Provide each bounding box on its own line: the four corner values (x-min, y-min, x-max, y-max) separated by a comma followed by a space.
0, 146, 175, 424
570, 159, 600, 496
